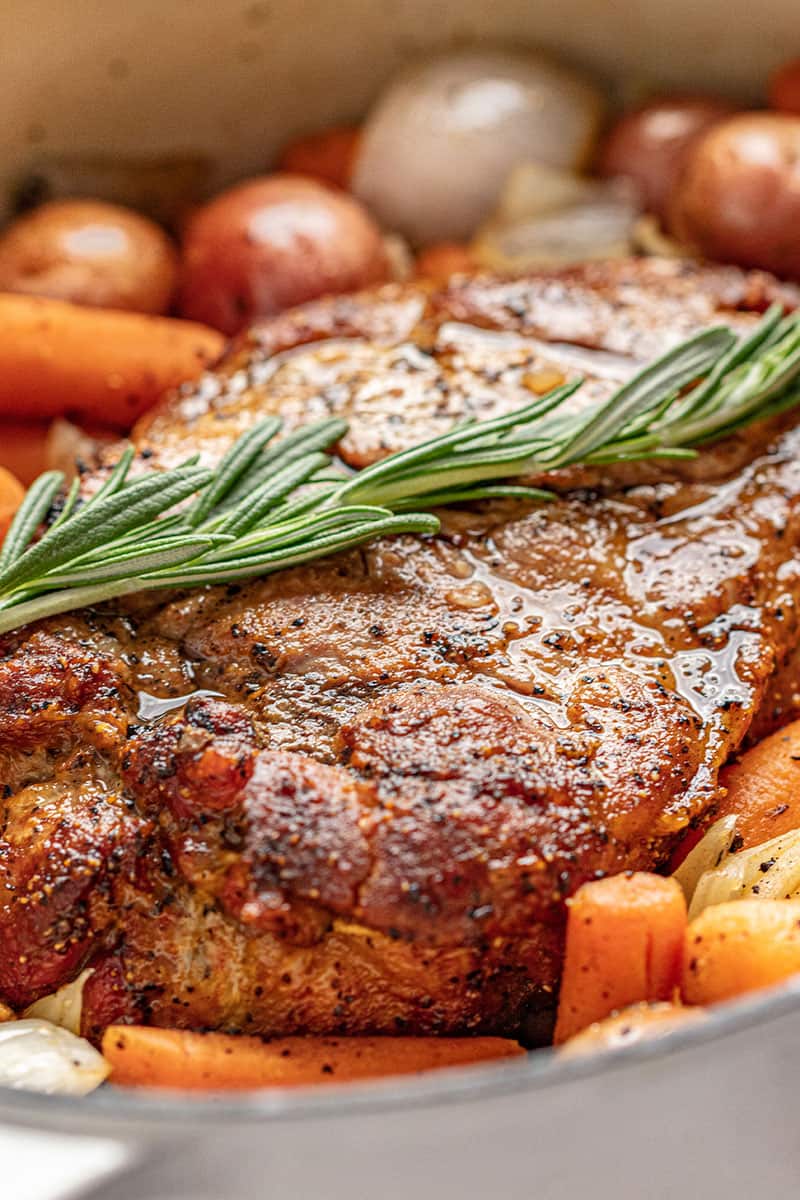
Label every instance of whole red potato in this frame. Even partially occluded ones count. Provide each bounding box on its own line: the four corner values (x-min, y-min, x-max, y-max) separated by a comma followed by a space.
179, 174, 389, 334
669, 112, 800, 278
768, 58, 800, 115
0, 200, 178, 314
597, 95, 736, 221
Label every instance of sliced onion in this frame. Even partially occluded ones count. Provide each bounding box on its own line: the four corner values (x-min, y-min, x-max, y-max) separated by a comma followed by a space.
471, 163, 641, 271
24, 968, 92, 1035
0, 1019, 109, 1095
352, 49, 605, 246
632, 213, 691, 258
45, 418, 114, 479
688, 827, 800, 920
673, 815, 739, 905
382, 232, 414, 282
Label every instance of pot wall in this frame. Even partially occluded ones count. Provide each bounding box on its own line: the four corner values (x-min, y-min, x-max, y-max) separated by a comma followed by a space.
2, 0, 799, 219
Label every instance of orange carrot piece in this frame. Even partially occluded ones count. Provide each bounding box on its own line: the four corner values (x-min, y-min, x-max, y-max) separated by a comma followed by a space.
682, 898, 800, 1005
0, 423, 52, 486
0, 466, 25, 541
0, 418, 117, 484
278, 127, 361, 189
714, 719, 800, 848
560, 1000, 707, 1057
102, 1028, 524, 1090
415, 242, 476, 280
0, 294, 224, 428
553, 872, 687, 1044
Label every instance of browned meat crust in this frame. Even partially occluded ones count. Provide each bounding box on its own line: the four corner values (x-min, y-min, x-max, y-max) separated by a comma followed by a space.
2, 258, 800, 1040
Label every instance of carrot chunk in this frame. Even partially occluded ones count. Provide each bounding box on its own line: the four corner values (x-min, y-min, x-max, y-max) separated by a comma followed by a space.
682, 898, 800, 1005
553, 872, 687, 1044
715, 719, 800, 848
0, 466, 25, 541
560, 1001, 707, 1056
278, 127, 361, 189
102, 1027, 524, 1090
0, 294, 224, 428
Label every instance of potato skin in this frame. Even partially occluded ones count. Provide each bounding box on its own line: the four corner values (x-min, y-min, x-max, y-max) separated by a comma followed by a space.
0, 200, 178, 314
179, 174, 389, 335
668, 113, 800, 278
597, 95, 735, 221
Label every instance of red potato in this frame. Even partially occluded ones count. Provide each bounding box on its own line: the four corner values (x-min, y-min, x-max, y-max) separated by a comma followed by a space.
596, 95, 736, 221
0, 200, 178, 314
668, 113, 800, 278
768, 59, 800, 116
179, 174, 389, 335
278, 126, 361, 189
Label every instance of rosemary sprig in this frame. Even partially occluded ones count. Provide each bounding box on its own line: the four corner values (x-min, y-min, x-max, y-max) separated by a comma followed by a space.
0, 306, 799, 635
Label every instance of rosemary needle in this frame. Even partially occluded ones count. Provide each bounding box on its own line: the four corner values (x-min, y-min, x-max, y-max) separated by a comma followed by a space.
0, 307, 799, 634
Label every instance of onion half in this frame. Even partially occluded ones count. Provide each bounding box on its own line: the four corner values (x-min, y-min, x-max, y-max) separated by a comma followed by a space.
24, 968, 93, 1036
0, 1019, 109, 1095
688, 828, 800, 920
471, 163, 641, 271
353, 49, 605, 246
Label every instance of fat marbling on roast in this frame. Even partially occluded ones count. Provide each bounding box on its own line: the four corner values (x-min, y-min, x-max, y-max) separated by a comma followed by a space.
1, 258, 800, 1042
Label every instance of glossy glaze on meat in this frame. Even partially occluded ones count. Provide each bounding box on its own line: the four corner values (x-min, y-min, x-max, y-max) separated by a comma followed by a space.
2, 259, 800, 1041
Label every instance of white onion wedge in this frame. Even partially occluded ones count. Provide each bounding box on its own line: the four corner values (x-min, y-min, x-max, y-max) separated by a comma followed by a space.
24, 968, 92, 1036
472, 163, 640, 271
0, 1019, 109, 1095
688, 828, 800, 920
352, 49, 605, 245
673, 815, 739, 906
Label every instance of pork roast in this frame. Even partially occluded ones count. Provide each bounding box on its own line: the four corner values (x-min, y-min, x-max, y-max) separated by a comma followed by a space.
2, 258, 800, 1041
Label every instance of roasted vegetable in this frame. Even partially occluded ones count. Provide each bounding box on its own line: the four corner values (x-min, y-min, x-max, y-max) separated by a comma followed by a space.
715, 718, 800, 847
0, 1019, 108, 1095
179, 174, 388, 334
415, 242, 476, 279
553, 873, 687, 1043
0, 200, 178, 314
102, 1027, 524, 1090
669, 113, 800, 278
278, 126, 361, 189
682, 899, 800, 1004
0, 467, 25, 540
768, 58, 800, 116
560, 1001, 707, 1056
596, 95, 735, 221
471, 162, 640, 271
0, 294, 224, 427
352, 48, 605, 245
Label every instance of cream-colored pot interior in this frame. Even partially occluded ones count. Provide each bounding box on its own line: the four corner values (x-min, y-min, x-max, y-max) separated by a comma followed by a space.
2, 0, 799, 222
